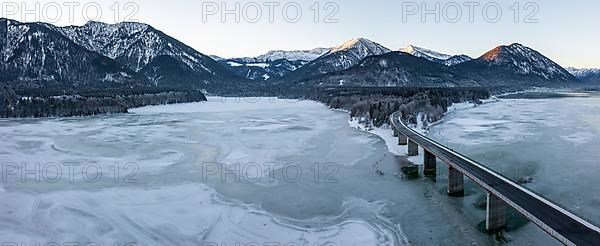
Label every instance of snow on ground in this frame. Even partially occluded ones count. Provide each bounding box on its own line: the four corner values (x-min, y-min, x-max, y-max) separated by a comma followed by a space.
245, 63, 270, 68
227, 61, 243, 67
348, 118, 427, 165
346, 101, 486, 165
349, 118, 406, 156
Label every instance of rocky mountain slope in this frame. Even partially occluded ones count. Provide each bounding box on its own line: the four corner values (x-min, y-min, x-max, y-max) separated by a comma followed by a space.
254, 48, 330, 62
216, 48, 329, 81
61, 21, 238, 89
219, 58, 306, 81
307, 52, 478, 87
301, 43, 577, 89
1, 17, 583, 101
0, 18, 145, 91
400, 45, 472, 66
453, 43, 577, 86
284, 38, 391, 81
566, 67, 600, 83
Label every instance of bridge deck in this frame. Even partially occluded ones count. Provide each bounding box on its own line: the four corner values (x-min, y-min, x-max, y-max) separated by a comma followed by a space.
391, 113, 600, 245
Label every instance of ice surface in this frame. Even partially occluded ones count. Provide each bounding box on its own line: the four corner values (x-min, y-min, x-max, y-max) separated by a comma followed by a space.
0, 184, 386, 245
428, 96, 600, 227
0, 98, 414, 245
0, 97, 514, 245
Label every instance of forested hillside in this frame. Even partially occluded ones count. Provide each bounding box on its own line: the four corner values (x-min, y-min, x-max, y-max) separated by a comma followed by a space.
0, 86, 206, 118
319, 87, 490, 128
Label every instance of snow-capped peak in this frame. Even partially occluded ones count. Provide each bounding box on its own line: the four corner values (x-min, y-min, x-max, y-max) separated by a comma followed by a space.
400, 44, 452, 61
479, 43, 575, 80
286, 37, 391, 80
330, 37, 364, 52
329, 37, 390, 54
481, 43, 531, 62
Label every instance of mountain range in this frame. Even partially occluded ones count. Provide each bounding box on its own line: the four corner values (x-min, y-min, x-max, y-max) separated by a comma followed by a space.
63, 21, 238, 87
285, 38, 391, 81
0, 18, 589, 98
301, 42, 577, 88
308, 51, 478, 87
0, 18, 144, 91
0, 18, 240, 95
399, 45, 472, 66
453, 43, 577, 86
566, 67, 600, 83
214, 48, 330, 81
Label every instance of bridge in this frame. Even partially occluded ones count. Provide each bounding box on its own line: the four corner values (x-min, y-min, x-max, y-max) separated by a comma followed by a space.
389, 112, 600, 246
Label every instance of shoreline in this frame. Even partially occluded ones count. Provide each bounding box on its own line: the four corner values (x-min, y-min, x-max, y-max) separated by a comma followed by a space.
345, 97, 501, 165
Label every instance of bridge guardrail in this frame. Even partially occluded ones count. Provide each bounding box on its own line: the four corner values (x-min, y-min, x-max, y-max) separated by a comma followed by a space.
389, 111, 600, 246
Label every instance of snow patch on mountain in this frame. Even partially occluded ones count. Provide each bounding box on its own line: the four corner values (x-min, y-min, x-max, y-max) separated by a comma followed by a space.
61, 21, 150, 60
209, 55, 225, 61
400, 45, 452, 61
329, 38, 390, 55
0, 18, 144, 87
62, 21, 217, 75
256, 48, 330, 62
400, 45, 472, 66
566, 67, 600, 82
444, 55, 472, 66
219, 58, 305, 80
2, 19, 32, 61
288, 37, 391, 78
482, 43, 572, 80
245, 63, 270, 68
566, 67, 600, 77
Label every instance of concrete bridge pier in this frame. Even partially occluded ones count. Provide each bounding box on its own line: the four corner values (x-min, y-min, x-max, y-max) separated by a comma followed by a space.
486, 193, 507, 231
398, 133, 408, 145
424, 150, 436, 176
407, 139, 418, 156
447, 165, 464, 195
393, 129, 399, 137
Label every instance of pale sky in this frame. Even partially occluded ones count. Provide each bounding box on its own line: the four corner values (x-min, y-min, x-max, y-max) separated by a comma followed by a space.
2, 0, 599, 68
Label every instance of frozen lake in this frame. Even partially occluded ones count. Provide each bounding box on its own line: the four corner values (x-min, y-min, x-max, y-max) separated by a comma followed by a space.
1, 96, 593, 245
428, 94, 600, 244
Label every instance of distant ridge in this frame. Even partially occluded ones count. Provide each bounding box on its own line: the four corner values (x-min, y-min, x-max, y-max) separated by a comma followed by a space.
400, 45, 472, 66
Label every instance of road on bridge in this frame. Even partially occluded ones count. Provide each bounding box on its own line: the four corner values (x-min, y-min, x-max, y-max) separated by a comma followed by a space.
391, 112, 600, 245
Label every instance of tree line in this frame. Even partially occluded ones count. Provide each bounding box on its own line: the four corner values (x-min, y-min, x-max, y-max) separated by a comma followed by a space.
1, 86, 206, 118
318, 87, 490, 128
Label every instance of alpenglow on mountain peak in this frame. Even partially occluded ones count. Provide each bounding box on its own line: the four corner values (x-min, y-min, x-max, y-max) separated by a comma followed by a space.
456, 42, 576, 82
282, 37, 391, 80
329, 37, 390, 54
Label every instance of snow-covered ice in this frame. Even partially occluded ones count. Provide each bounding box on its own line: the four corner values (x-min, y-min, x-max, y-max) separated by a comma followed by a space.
428, 95, 600, 228
0, 183, 385, 245
0, 97, 505, 245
